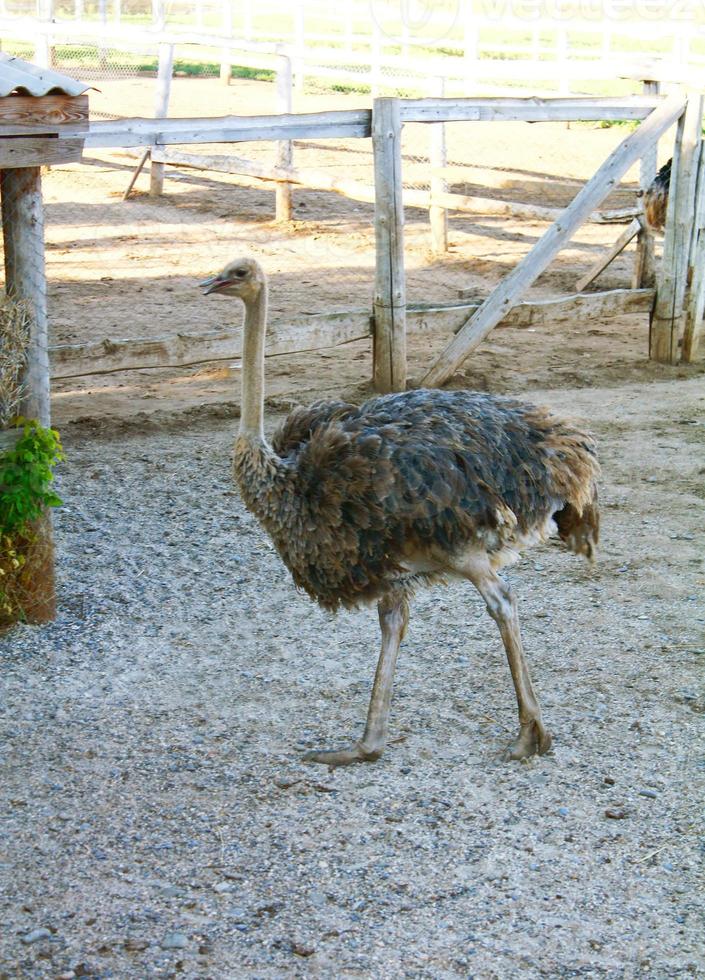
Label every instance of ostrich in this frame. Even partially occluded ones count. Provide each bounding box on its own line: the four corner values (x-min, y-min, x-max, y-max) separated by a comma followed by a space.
643, 158, 671, 233
200, 258, 600, 767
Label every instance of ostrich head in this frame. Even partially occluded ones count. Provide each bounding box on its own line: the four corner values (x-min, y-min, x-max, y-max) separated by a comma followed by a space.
200, 257, 265, 303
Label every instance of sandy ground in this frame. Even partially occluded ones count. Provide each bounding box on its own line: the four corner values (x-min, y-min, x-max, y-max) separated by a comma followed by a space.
1, 78, 704, 978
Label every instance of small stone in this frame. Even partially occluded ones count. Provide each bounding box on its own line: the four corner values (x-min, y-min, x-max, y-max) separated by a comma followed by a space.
21, 928, 52, 944
291, 941, 315, 957
557, 807, 569, 816
603, 776, 616, 785
639, 789, 658, 799
124, 937, 149, 951
161, 932, 188, 950
604, 808, 628, 820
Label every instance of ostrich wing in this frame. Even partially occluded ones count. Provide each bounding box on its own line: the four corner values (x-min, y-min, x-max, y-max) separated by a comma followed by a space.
272, 400, 361, 457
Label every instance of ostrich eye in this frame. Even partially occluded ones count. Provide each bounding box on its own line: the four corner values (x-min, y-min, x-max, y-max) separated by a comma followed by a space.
234, 268, 248, 278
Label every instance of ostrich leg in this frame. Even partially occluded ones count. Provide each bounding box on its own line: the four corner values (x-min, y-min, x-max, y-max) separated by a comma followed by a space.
304, 594, 409, 766
472, 570, 552, 760
450, 553, 552, 759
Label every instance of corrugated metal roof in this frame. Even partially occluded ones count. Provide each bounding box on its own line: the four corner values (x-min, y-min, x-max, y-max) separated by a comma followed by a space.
0, 53, 90, 98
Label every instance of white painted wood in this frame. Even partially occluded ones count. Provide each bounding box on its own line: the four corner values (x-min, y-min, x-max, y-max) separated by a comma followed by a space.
575, 219, 641, 292
220, 0, 232, 84
421, 91, 687, 387
149, 41, 174, 197
372, 97, 406, 393
293, 2, 305, 92
429, 77, 448, 254
0, 167, 50, 426
275, 51, 293, 223
371, 16, 382, 97
651, 93, 704, 363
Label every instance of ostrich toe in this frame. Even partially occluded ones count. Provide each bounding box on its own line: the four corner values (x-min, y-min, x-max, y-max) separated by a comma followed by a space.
504, 720, 553, 761
302, 742, 384, 767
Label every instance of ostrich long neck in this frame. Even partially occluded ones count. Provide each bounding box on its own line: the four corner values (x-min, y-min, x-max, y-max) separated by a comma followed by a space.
240, 283, 268, 441
234, 281, 291, 527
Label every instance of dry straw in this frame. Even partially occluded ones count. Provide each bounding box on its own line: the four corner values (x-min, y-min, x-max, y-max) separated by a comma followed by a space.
0, 295, 30, 427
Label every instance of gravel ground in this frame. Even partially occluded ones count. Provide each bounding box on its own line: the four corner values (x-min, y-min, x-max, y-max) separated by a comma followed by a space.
1, 377, 704, 979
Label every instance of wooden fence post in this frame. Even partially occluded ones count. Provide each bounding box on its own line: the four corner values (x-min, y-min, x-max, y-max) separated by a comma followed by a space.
633, 79, 660, 288
220, 0, 232, 84
683, 138, 705, 361
372, 97, 406, 393
1, 166, 56, 623
371, 17, 382, 97
429, 76, 448, 254
294, 3, 305, 93
149, 42, 174, 197
275, 51, 293, 223
34, 0, 53, 69
463, 0, 477, 90
650, 92, 703, 363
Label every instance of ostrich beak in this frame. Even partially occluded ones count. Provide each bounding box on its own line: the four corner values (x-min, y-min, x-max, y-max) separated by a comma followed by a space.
200, 274, 230, 295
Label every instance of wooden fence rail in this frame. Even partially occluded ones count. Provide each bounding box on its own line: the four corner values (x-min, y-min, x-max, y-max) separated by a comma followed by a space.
47, 288, 656, 379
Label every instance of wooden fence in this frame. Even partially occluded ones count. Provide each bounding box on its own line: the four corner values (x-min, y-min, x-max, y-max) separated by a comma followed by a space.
3, 93, 703, 395
11, 3, 705, 99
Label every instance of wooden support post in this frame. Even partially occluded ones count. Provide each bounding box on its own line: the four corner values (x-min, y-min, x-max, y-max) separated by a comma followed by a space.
220, 0, 232, 84
421, 92, 686, 388
34, 0, 53, 68
243, 0, 252, 40
463, 0, 477, 90
98, 0, 108, 69
429, 77, 448, 254
294, 3, 305, 93
1, 169, 50, 425
575, 218, 641, 292
650, 93, 703, 364
1, 166, 56, 623
149, 42, 174, 198
371, 17, 382, 97
372, 98, 406, 393
275, 52, 293, 223
683, 138, 705, 361
633, 79, 660, 288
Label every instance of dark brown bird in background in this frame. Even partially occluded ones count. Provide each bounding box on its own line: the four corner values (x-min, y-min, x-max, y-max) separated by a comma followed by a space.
643, 158, 671, 232
201, 258, 600, 767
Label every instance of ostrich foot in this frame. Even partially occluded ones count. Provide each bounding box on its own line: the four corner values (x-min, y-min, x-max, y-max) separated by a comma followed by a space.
504, 720, 552, 761
302, 742, 383, 767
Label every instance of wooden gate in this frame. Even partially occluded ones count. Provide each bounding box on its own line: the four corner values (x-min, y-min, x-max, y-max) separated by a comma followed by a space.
371, 91, 703, 392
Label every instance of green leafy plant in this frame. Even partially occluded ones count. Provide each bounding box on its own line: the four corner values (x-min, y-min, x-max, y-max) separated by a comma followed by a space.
0, 420, 64, 533
0, 420, 63, 625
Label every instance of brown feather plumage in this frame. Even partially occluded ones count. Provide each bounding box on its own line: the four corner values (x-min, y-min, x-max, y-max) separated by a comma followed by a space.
234, 390, 600, 611
643, 158, 671, 233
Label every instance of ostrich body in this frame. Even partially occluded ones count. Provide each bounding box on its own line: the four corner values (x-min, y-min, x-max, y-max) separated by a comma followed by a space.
201, 259, 600, 767
643, 158, 671, 233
